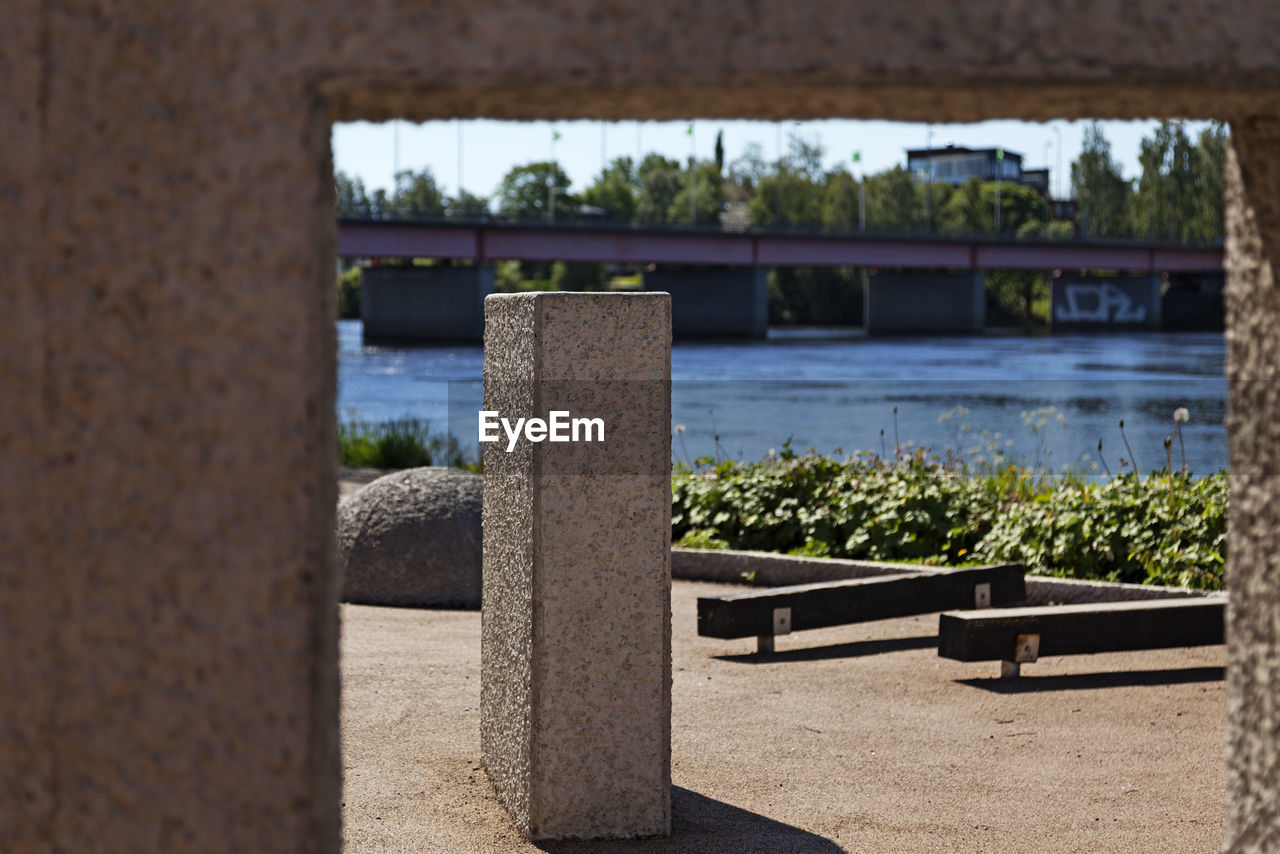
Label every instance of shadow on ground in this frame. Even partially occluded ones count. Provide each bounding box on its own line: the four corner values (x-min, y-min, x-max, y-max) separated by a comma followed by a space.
535, 787, 844, 853
958, 665, 1225, 694
714, 634, 936, 664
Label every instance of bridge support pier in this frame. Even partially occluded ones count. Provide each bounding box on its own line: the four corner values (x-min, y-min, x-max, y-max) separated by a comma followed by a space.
361, 264, 493, 343
865, 271, 986, 334
644, 266, 768, 338
1050, 275, 1162, 331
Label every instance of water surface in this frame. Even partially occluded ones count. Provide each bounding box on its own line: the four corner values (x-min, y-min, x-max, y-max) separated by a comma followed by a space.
338, 321, 1227, 474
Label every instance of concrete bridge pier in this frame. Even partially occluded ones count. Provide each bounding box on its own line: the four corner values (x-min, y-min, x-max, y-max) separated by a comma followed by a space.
644, 266, 768, 339
1050, 274, 1163, 331
361, 264, 493, 343
865, 271, 987, 334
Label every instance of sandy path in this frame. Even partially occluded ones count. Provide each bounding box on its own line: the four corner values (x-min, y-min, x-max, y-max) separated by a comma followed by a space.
339, 579, 1226, 853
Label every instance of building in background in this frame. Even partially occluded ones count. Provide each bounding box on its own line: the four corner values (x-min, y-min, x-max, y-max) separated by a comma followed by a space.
907, 144, 1077, 222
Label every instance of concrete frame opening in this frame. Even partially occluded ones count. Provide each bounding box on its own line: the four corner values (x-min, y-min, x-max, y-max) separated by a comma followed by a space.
6, 6, 1279, 851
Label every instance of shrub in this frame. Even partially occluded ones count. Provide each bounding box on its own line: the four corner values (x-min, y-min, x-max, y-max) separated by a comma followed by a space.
337, 266, 362, 318
672, 449, 1227, 590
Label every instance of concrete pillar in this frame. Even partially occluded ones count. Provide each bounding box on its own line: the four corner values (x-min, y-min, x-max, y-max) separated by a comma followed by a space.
0, 10, 342, 852
865, 271, 986, 334
481, 290, 675, 839
362, 264, 493, 343
644, 266, 768, 338
1225, 117, 1280, 852
1050, 275, 1163, 331
481, 292, 672, 840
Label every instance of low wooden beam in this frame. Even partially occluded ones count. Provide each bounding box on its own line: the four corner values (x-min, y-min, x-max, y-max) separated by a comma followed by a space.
938, 598, 1225, 676
697, 564, 1025, 651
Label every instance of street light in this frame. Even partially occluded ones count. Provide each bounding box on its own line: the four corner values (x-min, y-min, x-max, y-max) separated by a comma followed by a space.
1054, 125, 1062, 199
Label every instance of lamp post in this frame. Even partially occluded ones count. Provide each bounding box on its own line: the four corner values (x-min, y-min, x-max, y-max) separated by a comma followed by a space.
924, 125, 933, 233
549, 127, 561, 224
994, 148, 1005, 234
853, 150, 865, 231
1054, 125, 1062, 199
687, 122, 695, 225
1044, 140, 1051, 197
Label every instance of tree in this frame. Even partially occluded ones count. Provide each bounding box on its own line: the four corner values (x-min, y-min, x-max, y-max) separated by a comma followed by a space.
582, 156, 639, 223
821, 170, 860, 233
935, 178, 1045, 236
448, 189, 491, 218
1071, 122, 1132, 237
550, 261, 608, 291
1186, 122, 1227, 242
668, 161, 727, 226
714, 130, 725, 175
635, 153, 683, 225
748, 135, 827, 230
496, 161, 576, 221
939, 177, 988, 234
391, 168, 447, 219
728, 142, 769, 196
863, 166, 924, 232
335, 170, 373, 218
1133, 121, 1199, 240
369, 187, 392, 220
769, 266, 864, 326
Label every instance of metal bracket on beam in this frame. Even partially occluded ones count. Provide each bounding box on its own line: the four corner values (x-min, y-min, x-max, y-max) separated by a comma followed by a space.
973, 583, 991, 609
1001, 633, 1041, 678
756, 608, 792, 655
1014, 633, 1040, 663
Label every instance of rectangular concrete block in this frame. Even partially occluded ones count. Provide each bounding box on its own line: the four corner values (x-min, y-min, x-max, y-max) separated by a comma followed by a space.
1051, 275, 1162, 331
481, 292, 672, 840
644, 266, 768, 338
362, 264, 493, 343
865, 271, 986, 334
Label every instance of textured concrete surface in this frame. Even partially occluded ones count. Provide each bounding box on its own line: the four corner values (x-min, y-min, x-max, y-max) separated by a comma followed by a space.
341, 580, 1227, 853
1225, 118, 1280, 852
1051, 275, 1163, 331
865, 272, 986, 334
644, 267, 769, 338
338, 467, 483, 608
482, 293, 672, 839
4, 1, 1280, 851
362, 265, 493, 343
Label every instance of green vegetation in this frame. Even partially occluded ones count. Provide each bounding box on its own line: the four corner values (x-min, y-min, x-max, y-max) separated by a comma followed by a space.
336, 121, 1227, 326
672, 441, 1227, 590
337, 266, 362, 318
340, 408, 1227, 590
338, 417, 478, 471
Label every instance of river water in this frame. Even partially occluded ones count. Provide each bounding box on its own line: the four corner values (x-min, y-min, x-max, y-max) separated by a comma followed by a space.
337, 320, 1229, 474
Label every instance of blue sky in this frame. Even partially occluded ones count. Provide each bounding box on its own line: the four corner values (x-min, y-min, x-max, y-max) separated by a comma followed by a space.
332, 119, 1212, 204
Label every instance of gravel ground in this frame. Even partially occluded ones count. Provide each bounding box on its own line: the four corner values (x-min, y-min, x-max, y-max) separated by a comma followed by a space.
340, 579, 1226, 853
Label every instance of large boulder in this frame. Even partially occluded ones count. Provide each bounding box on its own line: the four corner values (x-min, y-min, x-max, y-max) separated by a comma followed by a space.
337, 466, 483, 608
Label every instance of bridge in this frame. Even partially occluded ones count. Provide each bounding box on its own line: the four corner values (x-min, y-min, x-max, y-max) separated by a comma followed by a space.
337, 218, 1224, 272
337, 219, 1225, 341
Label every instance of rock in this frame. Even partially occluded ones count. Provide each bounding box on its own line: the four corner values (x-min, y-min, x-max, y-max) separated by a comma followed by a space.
337, 466, 483, 608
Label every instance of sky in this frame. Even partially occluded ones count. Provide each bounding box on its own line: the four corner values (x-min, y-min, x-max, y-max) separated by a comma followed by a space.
331, 118, 1213, 204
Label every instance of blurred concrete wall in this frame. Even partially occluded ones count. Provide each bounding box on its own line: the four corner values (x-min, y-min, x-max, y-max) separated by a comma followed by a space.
2, 1, 1278, 850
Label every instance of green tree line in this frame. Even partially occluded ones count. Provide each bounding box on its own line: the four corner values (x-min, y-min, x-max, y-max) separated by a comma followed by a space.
340, 122, 1226, 242
338, 121, 1227, 325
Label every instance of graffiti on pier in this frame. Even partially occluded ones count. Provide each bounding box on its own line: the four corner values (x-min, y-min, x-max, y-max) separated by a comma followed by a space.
1051, 278, 1160, 329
